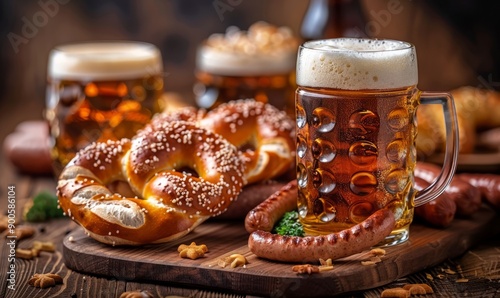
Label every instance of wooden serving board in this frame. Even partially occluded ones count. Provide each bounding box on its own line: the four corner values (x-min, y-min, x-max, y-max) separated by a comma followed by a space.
63, 206, 500, 297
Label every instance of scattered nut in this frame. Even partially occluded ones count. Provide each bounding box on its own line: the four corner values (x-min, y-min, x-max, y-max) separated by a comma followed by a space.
444, 268, 456, 275
6, 225, 35, 240
318, 265, 334, 272
217, 259, 228, 268
361, 261, 376, 266
456, 278, 469, 283
119, 290, 154, 298
380, 288, 410, 298
318, 258, 334, 272
292, 264, 320, 275
382, 283, 434, 297
423, 284, 435, 293
402, 283, 434, 294
219, 254, 247, 268
31, 247, 41, 257
361, 260, 380, 266
370, 248, 387, 256
319, 258, 332, 266
28, 273, 63, 289
16, 248, 34, 260
361, 249, 384, 265
425, 273, 433, 280
178, 242, 208, 260
407, 285, 426, 295
16, 241, 56, 260
33, 240, 56, 252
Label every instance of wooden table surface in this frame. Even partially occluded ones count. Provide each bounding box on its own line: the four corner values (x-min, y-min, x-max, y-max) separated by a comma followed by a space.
1, 125, 500, 297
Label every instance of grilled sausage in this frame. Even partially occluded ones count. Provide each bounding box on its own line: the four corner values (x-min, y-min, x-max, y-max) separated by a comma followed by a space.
3, 121, 53, 175
458, 173, 500, 211
245, 180, 297, 233
414, 177, 457, 228
245, 180, 395, 263
415, 162, 481, 216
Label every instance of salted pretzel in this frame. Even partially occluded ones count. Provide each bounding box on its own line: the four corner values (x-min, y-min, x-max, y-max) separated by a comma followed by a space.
199, 99, 295, 184
57, 121, 245, 245
153, 99, 295, 184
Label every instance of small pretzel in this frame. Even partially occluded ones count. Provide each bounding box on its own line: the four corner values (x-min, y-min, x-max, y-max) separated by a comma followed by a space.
199, 99, 295, 184
151, 99, 295, 184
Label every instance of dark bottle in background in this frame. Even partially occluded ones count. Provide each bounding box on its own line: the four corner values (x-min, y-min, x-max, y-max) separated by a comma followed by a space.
300, 0, 367, 41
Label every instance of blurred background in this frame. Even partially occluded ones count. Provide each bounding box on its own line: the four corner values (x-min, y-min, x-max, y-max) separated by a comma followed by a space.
1, 0, 499, 142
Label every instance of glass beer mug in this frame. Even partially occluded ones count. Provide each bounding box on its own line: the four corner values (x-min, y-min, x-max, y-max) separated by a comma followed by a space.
194, 22, 299, 115
45, 41, 164, 174
295, 38, 459, 246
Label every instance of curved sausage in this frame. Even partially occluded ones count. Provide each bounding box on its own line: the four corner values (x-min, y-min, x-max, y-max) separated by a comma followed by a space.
245, 180, 395, 263
415, 162, 481, 216
458, 173, 500, 211
3, 121, 53, 175
414, 177, 457, 228
245, 180, 297, 233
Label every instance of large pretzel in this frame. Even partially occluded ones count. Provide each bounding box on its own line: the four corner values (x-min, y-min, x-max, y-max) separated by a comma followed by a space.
153, 99, 296, 184
57, 121, 245, 245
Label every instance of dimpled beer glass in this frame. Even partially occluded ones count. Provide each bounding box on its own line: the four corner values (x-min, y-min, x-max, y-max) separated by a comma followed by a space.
45, 41, 164, 174
295, 38, 459, 246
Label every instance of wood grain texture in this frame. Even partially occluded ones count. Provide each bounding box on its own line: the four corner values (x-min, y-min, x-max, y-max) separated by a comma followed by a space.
62, 206, 500, 297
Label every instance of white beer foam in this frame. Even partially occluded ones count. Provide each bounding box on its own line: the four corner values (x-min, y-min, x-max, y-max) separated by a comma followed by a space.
197, 45, 297, 76
296, 38, 418, 90
48, 42, 162, 80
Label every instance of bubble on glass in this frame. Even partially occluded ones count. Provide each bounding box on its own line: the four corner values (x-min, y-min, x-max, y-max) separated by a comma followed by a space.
297, 162, 308, 188
312, 168, 336, 194
312, 138, 336, 163
312, 107, 336, 133
386, 139, 407, 163
385, 169, 409, 194
349, 141, 378, 165
313, 197, 336, 223
296, 104, 307, 128
349, 109, 379, 135
387, 107, 409, 131
350, 172, 378, 195
296, 133, 308, 158
297, 191, 308, 218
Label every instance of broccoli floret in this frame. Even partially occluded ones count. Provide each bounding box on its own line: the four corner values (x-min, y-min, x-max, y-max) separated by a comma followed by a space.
24, 192, 64, 222
272, 211, 304, 237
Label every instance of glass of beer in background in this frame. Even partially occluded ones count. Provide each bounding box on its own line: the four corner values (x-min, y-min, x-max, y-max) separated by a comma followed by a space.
45, 41, 164, 174
295, 38, 459, 246
194, 22, 299, 115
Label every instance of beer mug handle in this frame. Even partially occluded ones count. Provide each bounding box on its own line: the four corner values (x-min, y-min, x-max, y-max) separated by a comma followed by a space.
414, 92, 459, 207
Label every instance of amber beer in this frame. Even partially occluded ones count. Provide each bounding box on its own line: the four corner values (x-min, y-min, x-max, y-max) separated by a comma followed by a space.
296, 38, 458, 245
45, 42, 164, 174
194, 22, 298, 115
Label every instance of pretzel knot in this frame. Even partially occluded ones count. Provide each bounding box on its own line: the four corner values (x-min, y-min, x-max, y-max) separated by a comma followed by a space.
151, 99, 296, 184
57, 121, 245, 245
